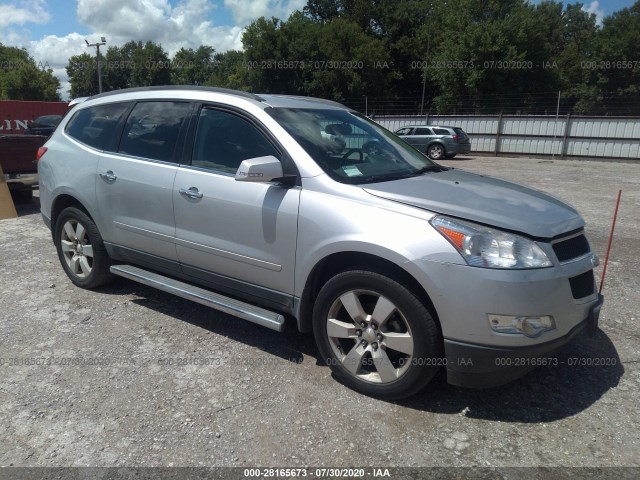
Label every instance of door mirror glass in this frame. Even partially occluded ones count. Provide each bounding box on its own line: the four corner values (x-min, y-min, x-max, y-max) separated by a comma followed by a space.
235, 155, 284, 183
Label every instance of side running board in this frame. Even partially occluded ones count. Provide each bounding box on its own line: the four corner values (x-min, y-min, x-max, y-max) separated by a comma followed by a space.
110, 264, 285, 332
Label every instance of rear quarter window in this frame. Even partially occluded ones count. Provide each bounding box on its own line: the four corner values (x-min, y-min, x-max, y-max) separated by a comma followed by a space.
65, 103, 131, 151
432, 128, 450, 135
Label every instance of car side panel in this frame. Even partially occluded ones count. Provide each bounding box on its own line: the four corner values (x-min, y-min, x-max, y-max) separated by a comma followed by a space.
38, 136, 100, 228
96, 153, 179, 261
173, 167, 300, 296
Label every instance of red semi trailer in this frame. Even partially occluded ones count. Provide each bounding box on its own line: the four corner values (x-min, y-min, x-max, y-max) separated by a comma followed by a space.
0, 100, 69, 134
0, 100, 69, 201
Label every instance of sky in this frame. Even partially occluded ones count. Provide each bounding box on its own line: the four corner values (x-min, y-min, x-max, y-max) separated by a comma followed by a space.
0, 0, 636, 99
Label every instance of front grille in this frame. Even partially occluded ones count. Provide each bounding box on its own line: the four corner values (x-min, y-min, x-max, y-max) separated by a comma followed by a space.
569, 270, 596, 299
553, 234, 591, 262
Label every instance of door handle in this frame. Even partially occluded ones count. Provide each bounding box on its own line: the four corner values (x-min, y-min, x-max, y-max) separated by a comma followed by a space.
179, 187, 203, 199
99, 170, 117, 182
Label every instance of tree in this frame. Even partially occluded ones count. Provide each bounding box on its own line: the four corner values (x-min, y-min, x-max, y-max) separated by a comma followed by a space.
66, 52, 99, 97
67, 41, 172, 96
206, 50, 247, 89
595, 1, 640, 113
122, 41, 171, 87
171, 46, 216, 85
421, 0, 565, 113
0, 43, 60, 100
241, 11, 390, 100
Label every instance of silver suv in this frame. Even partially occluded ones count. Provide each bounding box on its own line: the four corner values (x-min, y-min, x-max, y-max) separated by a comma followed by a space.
395, 125, 471, 160
38, 86, 603, 398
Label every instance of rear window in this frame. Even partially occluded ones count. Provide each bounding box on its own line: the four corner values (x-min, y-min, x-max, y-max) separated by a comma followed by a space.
433, 128, 450, 135
453, 127, 467, 137
65, 103, 131, 151
118, 101, 192, 163
34, 115, 61, 126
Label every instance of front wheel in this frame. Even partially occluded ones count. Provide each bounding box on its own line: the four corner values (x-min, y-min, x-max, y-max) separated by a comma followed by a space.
54, 206, 115, 289
313, 270, 441, 399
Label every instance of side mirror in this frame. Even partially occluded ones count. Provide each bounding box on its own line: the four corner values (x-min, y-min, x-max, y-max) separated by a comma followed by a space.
235, 155, 284, 183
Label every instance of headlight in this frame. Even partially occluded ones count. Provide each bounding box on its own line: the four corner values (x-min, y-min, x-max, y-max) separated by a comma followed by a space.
430, 215, 552, 269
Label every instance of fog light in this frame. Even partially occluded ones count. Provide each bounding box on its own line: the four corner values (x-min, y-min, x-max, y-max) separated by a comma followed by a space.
488, 314, 556, 337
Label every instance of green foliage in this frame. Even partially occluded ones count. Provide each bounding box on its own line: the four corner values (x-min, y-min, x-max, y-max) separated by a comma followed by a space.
67, 41, 171, 97
0, 43, 60, 100
170, 46, 216, 86
597, 1, 640, 99
66, 52, 97, 98
60, 0, 639, 114
206, 50, 247, 89
241, 11, 391, 99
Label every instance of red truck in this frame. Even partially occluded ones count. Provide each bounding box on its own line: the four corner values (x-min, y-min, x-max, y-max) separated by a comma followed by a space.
1, 100, 69, 201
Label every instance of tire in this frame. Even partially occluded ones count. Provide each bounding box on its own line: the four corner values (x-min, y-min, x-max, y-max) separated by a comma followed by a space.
312, 270, 441, 399
54, 206, 115, 289
427, 143, 445, 160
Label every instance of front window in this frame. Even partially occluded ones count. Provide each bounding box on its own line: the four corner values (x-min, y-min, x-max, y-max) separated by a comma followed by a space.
267, 108, 444, 184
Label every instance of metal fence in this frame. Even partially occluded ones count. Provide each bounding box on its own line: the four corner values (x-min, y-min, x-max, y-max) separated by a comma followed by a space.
374, 114, 640, 160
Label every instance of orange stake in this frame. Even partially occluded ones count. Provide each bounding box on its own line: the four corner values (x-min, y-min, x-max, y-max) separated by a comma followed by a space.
600, 190, 622, 294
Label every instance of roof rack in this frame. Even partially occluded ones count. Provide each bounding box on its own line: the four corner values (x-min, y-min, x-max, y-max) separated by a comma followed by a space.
89, 85, 264, 102
262, 94, 348, 109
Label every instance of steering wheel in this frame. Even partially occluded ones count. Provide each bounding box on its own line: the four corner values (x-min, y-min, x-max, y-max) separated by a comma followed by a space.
341, 148, 364, 162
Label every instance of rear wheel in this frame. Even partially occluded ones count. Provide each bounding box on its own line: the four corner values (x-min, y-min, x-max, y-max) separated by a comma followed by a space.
313, 270, 441, 399
54, 206, 114, 288
427, 143, 445, 160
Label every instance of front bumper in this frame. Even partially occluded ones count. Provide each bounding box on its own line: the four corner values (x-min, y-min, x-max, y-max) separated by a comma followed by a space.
444, 294, 603, 388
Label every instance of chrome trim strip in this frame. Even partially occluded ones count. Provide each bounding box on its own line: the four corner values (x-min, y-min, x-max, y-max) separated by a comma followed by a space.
113, 221, 175, 243
175, 237, 282, 272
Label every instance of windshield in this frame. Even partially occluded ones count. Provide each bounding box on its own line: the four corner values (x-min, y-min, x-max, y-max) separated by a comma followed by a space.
266, 108, 445, 184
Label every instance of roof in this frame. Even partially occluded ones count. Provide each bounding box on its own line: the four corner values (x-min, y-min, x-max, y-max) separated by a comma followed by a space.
85, 86, 349, 110
397, 125, 460, 129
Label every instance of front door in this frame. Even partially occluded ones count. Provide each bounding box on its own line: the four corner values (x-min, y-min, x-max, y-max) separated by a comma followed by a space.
173, 107, 300, 308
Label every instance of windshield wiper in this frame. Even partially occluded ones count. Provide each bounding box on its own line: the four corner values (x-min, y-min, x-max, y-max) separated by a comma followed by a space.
357, 165, 449, 184
413, 165, 449, 175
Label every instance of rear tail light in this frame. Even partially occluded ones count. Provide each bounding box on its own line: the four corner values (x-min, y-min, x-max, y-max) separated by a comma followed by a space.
452, 135, 459, 141
36, 147, 48, 161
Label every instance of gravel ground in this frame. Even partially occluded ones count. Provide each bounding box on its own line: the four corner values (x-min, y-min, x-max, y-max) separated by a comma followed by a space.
0, 155, 639, 469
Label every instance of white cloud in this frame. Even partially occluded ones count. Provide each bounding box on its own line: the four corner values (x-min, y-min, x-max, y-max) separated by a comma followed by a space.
26, 0, 246, 99
224, 0, 306, 25
582, 1, 605, 27
10, 0, 307, 100
75, 0, 243, 55
0, 0, 50, 28
27, 33, 93, 100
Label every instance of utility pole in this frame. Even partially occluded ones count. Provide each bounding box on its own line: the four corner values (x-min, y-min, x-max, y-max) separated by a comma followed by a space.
85, 37, 107, 93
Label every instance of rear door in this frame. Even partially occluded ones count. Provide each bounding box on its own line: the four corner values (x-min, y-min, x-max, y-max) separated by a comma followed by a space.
406, 127, 433, 151
96, 101, 193, 265
173, 106, 300, 309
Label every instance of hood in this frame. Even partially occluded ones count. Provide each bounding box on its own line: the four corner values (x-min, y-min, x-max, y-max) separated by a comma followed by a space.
362, 169, 584, 238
